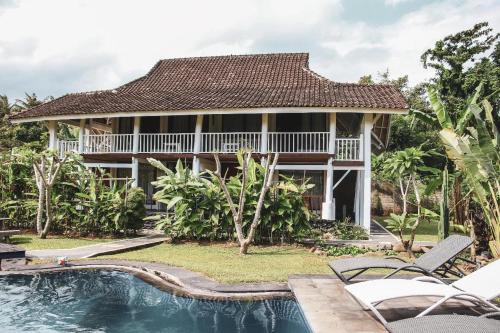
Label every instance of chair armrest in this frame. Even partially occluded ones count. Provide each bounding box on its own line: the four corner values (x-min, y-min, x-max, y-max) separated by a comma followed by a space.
480, 312, 500, 319
411, 276, 446, 284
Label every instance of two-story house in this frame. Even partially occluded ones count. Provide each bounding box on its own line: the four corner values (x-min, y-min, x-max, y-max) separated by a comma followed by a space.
10, 53, 408, 232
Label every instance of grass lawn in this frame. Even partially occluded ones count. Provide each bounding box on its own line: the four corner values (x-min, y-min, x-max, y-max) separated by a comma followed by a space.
10, 234, 111, 251
102, 242, 331, 284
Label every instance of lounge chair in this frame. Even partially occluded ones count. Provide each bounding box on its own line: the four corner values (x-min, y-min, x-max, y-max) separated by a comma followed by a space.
329, 235, 474, 282
386, 313, 500, 333
345, 259, 500, 325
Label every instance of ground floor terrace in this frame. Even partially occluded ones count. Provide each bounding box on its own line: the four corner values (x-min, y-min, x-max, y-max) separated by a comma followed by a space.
49, 111, 385, 231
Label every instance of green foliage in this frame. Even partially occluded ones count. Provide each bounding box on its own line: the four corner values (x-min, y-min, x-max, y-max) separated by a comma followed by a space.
329, 219, 369, 240
0, 94, 48, 152
121, 188, 146, 233
148, 159, 226, 240
385, 213, 413, 236
427, 84, 500, 255
421, 22, 499, 123
321, 245, 368, 257
148, 158, 314, 243
0, 148, 145, 236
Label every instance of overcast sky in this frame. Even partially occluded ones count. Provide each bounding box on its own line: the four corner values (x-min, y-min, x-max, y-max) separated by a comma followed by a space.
0, 0, 499, 101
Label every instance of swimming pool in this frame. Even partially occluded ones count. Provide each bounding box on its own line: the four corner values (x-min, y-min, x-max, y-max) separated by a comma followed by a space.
0, 269, 311, 333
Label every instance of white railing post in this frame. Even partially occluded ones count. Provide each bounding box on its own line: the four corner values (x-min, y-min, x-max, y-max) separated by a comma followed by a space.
193, 115, 203, 174
78, 119, 85, 153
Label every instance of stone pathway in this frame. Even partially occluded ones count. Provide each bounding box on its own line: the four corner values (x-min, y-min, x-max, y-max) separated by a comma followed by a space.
289, 274, 488, 333
27, 234, 169, 259
289, 275, 386, 333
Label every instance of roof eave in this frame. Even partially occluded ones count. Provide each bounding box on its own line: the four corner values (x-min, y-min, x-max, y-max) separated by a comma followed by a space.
10, 106, 409, 124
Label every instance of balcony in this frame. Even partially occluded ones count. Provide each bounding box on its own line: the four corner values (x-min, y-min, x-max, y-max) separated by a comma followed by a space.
59, 132, 363, 161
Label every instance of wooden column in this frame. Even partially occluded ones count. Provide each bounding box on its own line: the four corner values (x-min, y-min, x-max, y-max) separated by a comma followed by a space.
193, 115, 203, 174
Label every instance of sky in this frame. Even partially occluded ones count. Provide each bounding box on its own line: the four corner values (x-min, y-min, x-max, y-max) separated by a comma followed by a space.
0, 0, 499, 101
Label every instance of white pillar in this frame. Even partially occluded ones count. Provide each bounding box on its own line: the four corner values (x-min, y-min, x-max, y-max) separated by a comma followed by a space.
78, 119, 85, 153
261, 113, 269, 154
132, 116, 141, 154
131, 157, 139, 188
193, 115, 203, 174
321, 157, 335, 220
328, 113, 336, 154
362, 113, 373, 231
48, 120, 57, 150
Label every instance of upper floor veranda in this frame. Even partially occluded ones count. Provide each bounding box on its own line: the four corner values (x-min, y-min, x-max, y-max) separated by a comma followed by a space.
55, 111, 390, 162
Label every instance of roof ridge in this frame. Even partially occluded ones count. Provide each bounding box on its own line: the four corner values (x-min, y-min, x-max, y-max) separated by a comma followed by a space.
157, 52, 309, 63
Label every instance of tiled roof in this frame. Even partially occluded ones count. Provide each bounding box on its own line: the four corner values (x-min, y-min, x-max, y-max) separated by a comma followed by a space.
11, 53, 408, 120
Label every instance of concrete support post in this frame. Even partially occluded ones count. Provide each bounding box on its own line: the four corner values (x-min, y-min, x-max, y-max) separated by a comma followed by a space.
78, 119, 86, 153
48, 120, 58, 150
131, 157, 139, 188
362, 113, 373, 231
261, 113, 269, 154
321, 157, 335, 220
328, 113, 336, 154
193, 115, 203, 175
132, 116, 141, 154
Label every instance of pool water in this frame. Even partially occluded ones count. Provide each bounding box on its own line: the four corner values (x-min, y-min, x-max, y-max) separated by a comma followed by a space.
0, 269, 311, 333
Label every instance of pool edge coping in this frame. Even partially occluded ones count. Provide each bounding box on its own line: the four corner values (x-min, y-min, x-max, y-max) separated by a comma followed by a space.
0, 259, 294, 301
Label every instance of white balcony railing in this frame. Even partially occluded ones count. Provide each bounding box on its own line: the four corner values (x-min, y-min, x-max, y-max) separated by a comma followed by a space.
58, 132, 363, 160
200, 132, 261, 153
139, 133, 195, 153
335, 137, 362, 161
268, 132, 329, 154
58, 140, 79, 158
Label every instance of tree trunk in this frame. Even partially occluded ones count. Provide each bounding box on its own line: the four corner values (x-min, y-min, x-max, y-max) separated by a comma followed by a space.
40, 186, 53, 239
36, 183, 45, 236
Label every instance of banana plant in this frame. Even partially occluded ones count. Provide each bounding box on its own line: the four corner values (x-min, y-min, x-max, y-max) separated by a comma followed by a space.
426, 84, 500, 256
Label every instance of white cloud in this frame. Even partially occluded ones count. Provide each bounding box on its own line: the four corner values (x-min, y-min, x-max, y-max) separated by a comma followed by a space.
0, 0, 498, 99
384, 0, 414, 6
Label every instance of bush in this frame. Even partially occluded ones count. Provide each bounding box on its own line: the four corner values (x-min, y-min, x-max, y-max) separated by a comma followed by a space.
0, 148, 146, 237
148, 158, 314, 243
321, 245, 368, 257
121, 188, 146, 234
330, 218, 369, 240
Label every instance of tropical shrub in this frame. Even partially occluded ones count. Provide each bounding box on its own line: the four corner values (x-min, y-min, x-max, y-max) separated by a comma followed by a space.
147, 159, 227, 240
329, 218, 369, 240
320, 244, 368, 257
0, 148, 146, 236
423, 84, 500, 256
148, 157, 314, 243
